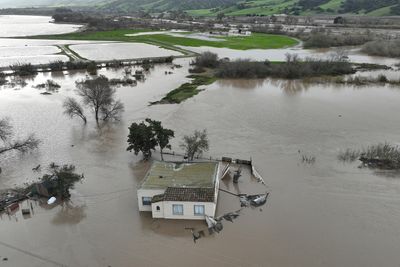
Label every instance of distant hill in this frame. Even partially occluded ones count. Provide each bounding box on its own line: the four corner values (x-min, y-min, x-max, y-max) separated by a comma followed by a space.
1, 0, 400, 16
185, 0, 400, 17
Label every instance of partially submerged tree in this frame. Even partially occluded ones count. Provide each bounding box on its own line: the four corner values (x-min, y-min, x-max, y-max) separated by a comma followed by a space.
0, 72, 6, 85
0, 117, 40, 157
127, 121, 157, 160
63, 97, 87, 124
192, 52, 220, 68
75, 75, 124, 124
40, 163, 84, 199
127, 119, 174, 160
180, 129, 209, 161
100, 100, 124, 121
145, 118, 174, 161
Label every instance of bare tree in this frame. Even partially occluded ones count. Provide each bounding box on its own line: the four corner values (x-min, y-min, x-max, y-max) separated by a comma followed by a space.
101, 100, 124, 121
63, 97, 87, 124
180, 129, 209, 161
0, 118, 40, 157
75, 75, 124, 123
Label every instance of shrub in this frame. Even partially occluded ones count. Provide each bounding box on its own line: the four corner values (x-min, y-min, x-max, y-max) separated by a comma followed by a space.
86, 61, 98, 75
0, 72, 6, 85
49, 60, 65, 71
66, 61, 90, 70
377, 74, 389, 83
304, 32, 373, 48
362, 40, 400, 58
215, 53, 354, 79
192, 52, 220, 68
10, 63, 37, 76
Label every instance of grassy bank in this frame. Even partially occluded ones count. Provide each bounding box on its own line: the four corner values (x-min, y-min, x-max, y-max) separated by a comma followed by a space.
28, 30, 299, 51
151, 75, 216, 104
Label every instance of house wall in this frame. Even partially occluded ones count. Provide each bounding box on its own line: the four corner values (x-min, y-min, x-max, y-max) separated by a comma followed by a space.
137, 188, 164, 211
161, 201, 216, 220
151, 202, 165, 218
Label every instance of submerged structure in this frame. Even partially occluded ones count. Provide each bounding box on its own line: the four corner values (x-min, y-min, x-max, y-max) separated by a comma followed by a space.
137, 161, 220, 220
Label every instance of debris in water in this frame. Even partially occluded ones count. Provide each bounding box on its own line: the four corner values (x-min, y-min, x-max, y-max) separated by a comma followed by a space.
232, 167, 242, 183
32, 165, 41, 172
240, 193, 269, 207
47, 197, 56, 205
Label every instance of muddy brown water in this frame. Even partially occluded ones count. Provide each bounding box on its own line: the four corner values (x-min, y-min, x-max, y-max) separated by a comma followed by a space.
1, 59, 400, 267
1, 16, 400, 267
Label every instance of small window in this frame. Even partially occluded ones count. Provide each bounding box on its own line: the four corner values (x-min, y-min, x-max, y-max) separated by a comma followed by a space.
172, 204, 184, 215
194, 205, 205, 216
142, 197, 152, 206
156, 206, 160, 211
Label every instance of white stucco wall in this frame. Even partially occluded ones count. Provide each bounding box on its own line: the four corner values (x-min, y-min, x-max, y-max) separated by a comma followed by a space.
137, 188, 164, 211
161, 201, 216, 220
151, 201, 165, 218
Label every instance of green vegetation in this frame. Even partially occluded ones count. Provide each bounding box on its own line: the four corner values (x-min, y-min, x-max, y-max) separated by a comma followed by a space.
30, 30, 299, 51
338, 143, 400, 170
215, 54, 355, 79
151, 75, 216, 104
186, 0, 400, 16
126, 118, 174, 160
39, 163, 84, 199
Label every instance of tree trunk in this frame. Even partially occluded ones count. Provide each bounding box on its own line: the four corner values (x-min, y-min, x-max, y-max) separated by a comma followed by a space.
95, 107, 99, 124
160, 148, 164, 161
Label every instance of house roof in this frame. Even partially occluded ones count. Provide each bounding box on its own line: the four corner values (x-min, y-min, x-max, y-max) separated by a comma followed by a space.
139, 161, 218, 190
152, 187, 215, 203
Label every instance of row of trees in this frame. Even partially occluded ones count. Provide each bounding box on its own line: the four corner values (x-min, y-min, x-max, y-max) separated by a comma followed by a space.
127, 119, 209, 161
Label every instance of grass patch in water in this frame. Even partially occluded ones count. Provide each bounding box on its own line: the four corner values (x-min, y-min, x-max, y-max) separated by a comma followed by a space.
151, 75, 216, 104
338, 143, 400, 170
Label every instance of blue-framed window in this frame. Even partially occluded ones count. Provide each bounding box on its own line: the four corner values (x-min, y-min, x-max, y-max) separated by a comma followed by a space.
194, 205, 205, 216
142, 197, 152, 206
172, 204, 184, 215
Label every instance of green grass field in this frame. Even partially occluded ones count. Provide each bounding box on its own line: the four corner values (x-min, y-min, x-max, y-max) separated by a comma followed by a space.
30, 30, 299, 51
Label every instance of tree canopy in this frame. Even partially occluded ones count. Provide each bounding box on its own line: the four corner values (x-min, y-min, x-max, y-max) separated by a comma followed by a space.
127, 119, 174, 160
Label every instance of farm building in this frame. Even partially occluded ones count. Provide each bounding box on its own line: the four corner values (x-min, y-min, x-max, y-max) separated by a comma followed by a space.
137, 161, 221, 220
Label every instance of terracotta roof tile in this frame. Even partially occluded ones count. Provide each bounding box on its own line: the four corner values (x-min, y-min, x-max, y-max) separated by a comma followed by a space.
163, 187, 215, 202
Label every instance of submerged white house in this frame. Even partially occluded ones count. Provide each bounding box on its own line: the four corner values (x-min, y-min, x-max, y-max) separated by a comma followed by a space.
137, 161, 221, 220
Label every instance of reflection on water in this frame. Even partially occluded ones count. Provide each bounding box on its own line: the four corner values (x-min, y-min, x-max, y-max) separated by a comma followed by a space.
52, 202, 87, 225
180, 45, 400, 66
1, 59, 400, 266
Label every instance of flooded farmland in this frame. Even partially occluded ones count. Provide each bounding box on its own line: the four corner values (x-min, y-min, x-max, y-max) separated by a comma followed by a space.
1, 16, 400, 267
69, 42, 183, 61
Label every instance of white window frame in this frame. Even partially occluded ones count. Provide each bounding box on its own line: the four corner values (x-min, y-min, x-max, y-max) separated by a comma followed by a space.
172, 204, 184, 215
194, 205, 205, 216
142, 197, 152, 206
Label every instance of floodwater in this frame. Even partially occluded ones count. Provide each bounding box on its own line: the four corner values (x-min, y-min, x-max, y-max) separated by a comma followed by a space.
180, 45, 400, 66
1, 58, 400, 267
2, 16, 400, 267
69, 42, 183, 61
0, 15, 82, 37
